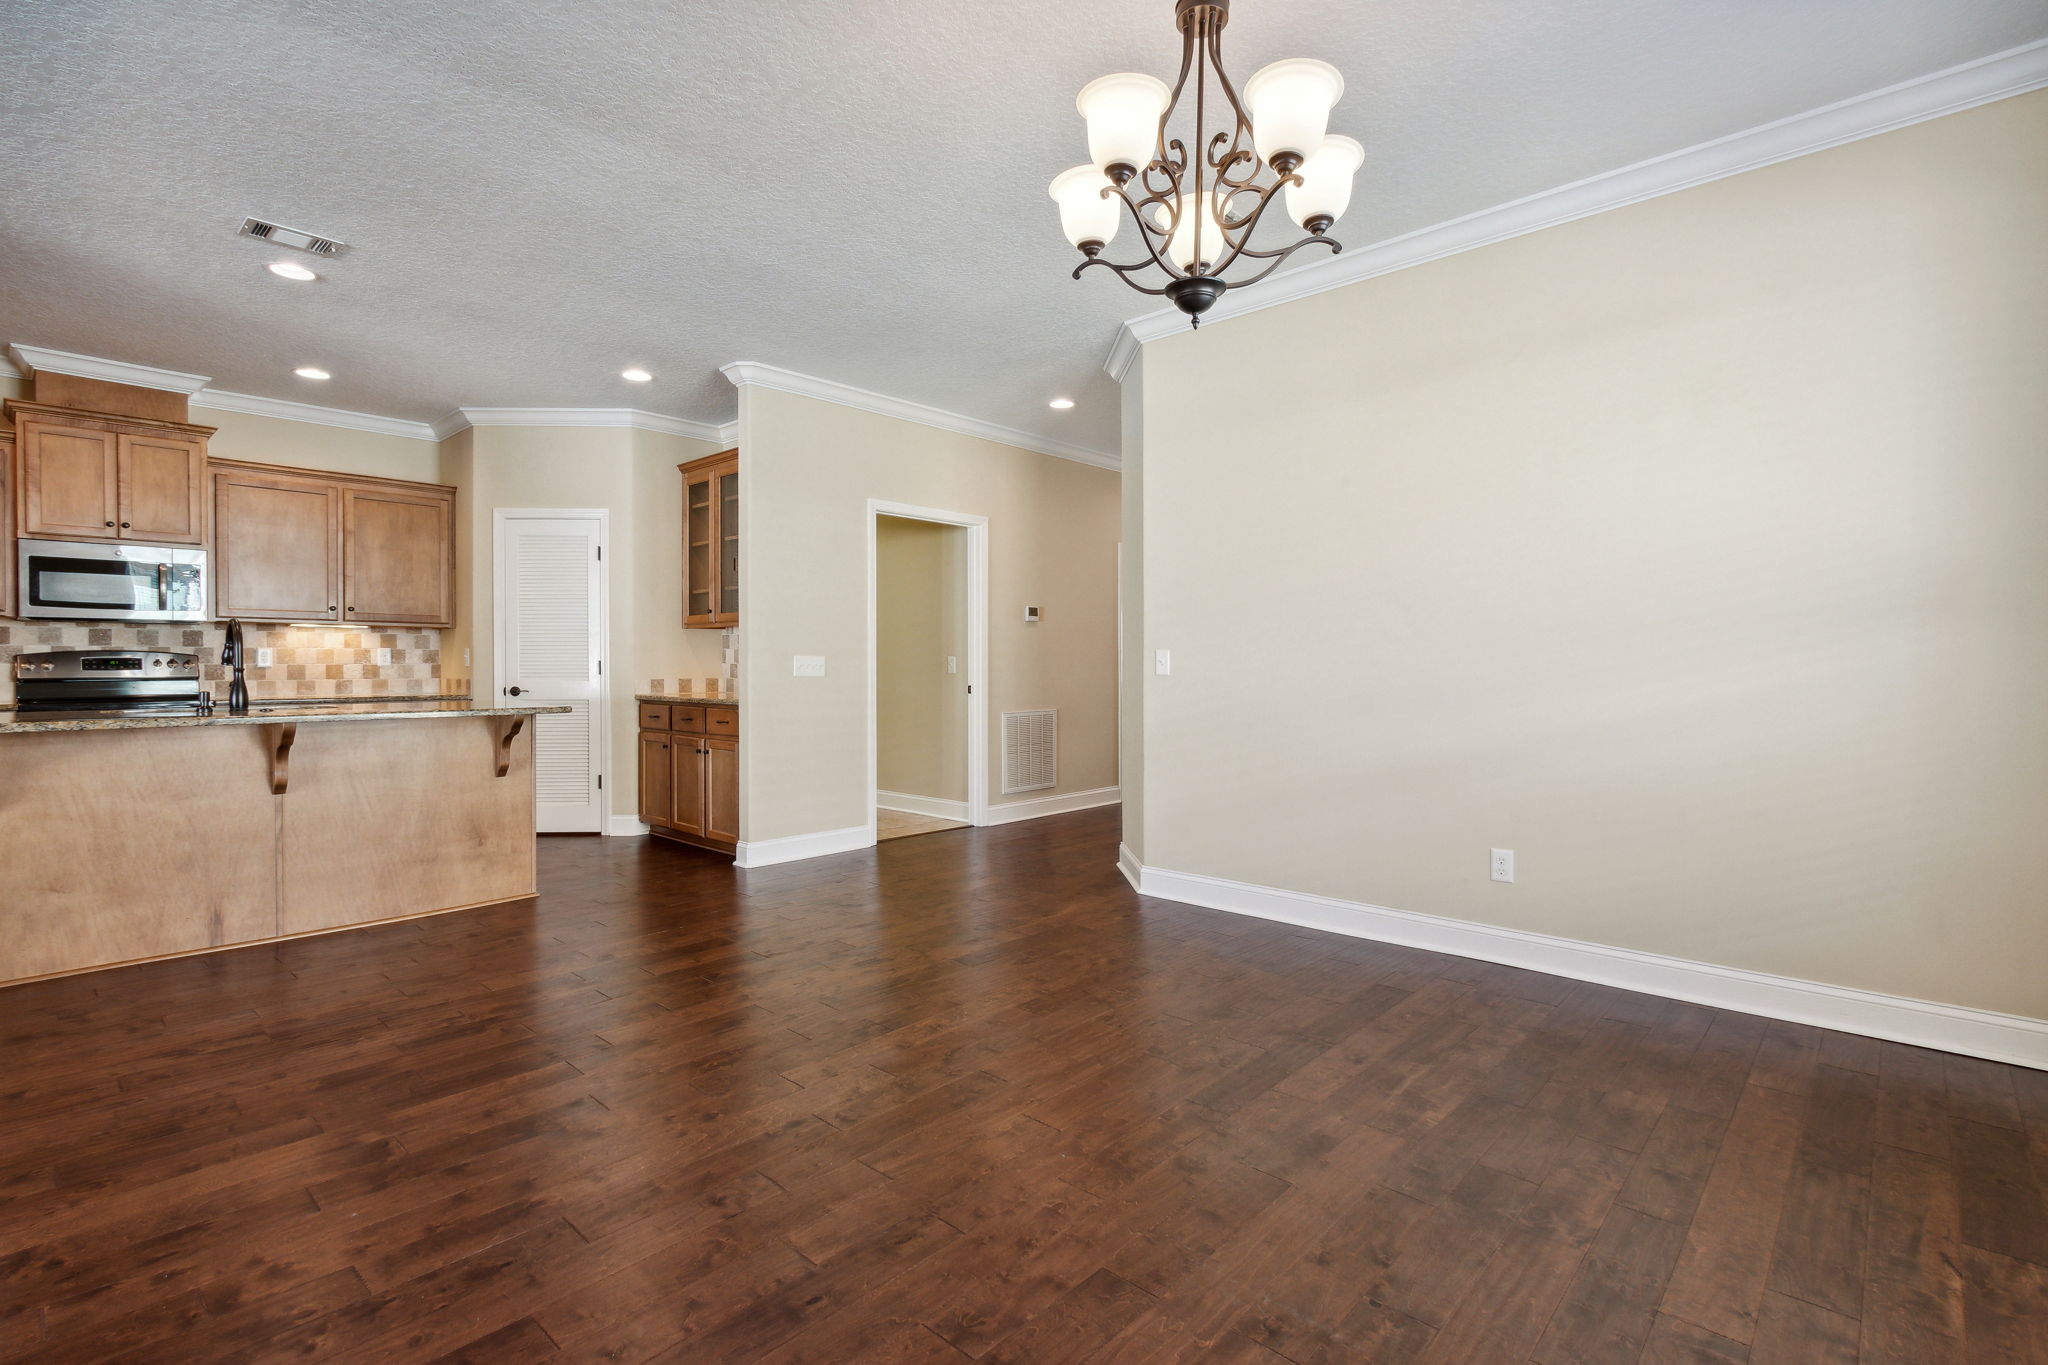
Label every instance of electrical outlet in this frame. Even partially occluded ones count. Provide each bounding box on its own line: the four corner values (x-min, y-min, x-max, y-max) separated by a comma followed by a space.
1490, 848, 1515, 883
1155, 649, 1172, 676
254, 647, 274, 667
792, 655, 826, 677
376, 648, 392, 665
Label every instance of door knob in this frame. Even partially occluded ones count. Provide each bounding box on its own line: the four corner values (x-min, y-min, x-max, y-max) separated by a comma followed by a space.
506, 686, 525, 696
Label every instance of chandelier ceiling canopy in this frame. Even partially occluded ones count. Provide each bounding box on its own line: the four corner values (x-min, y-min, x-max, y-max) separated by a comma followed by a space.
1052, 0, 1361, 327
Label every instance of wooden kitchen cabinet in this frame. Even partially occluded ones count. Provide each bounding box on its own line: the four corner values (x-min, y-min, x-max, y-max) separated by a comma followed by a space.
212, 466, 342, 621
6, 403, 211, 545
0, 428, 13, 614
211, 460, 455, 628
681, 448, 738, 629
343, 485, 455, 626
638, 703, 737, 855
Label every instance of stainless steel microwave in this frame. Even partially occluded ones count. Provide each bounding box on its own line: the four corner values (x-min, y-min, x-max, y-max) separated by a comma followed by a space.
16, 538, 209, 621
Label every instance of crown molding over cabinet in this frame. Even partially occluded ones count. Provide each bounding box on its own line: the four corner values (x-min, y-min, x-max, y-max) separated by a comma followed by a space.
719, 362, 1119, 470
1103, 36, 2048, 381
6, 344, 210, 394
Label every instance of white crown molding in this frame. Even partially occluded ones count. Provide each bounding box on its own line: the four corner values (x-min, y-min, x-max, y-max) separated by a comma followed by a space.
1131, 860, 2048, 1070
0, 355, 21, 380
721, 361, 1119, 471
191, 389, 442, 442
8, 343, 211, 394
983, 785, 1122, 825
1104, 37, 2048, 381
734, 823, 874, 869
449, 407, 729, 443
717, 420, 739, 447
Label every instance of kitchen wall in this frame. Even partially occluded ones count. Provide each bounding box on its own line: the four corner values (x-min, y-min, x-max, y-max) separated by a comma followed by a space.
876, 515, 969, 804
1, 369, 456, 703
0, 622, 446, 705
1125, 90, 2048, 1019
736, 384, 1121, 847
439, 423, 730, 822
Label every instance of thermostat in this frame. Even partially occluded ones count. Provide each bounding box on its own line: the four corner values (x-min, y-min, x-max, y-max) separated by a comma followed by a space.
1023, 606, 1041, 623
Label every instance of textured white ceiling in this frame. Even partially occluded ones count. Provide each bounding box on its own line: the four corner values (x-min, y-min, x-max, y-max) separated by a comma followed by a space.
1, 0, 2042, 455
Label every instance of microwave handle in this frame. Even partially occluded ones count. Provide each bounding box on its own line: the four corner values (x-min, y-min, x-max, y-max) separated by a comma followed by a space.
157, 563, 170, 610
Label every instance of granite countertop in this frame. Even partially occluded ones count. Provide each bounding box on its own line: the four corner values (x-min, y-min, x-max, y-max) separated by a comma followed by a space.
0, 701, 570, 735
637, 692, 738, 707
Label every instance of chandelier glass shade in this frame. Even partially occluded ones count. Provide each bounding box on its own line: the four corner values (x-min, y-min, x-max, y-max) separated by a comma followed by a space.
1052, 0, 1358, 325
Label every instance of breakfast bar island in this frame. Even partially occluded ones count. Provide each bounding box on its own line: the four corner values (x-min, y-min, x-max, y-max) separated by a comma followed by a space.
0, 701, 567, 985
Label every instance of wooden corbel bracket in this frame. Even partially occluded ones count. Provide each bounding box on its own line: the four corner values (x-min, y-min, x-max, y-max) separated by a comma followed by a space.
266, 723, 298, 795
493, 715, 528, 777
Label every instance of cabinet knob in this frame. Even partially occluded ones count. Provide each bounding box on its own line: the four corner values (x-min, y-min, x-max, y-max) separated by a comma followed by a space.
120, 521, 131, 529
328, 604, 337, 611
105, 520, 114, 527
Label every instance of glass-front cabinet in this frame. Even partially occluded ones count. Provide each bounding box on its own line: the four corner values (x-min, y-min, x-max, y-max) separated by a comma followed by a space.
681, 448, 739, 629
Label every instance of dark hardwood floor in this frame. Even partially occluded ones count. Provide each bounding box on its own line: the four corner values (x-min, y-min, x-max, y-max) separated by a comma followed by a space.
1, 806, 2043, 1363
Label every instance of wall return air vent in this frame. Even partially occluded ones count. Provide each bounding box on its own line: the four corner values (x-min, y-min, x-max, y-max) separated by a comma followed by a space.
1001, 709, 1058, 795
239, 217, 349, 256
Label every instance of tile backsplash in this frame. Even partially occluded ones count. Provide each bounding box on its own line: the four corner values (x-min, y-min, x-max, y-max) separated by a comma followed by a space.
0, 621, 457, 705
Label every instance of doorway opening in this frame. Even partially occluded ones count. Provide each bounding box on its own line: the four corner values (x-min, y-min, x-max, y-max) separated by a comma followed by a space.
868, 502, 988, 841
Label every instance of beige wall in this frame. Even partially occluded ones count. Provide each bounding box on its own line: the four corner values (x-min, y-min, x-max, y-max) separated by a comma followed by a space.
737, 387, 1121, 843
1118, 353, 1144, 864
202, 407, 443, 483
441, 424, 727, 820
876, 515, 969, 802
1128, 91, 2048, 1019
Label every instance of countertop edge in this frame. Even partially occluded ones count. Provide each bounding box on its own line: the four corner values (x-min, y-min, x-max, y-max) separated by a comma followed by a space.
0, 704, 569, 735
635, 693, 739, 706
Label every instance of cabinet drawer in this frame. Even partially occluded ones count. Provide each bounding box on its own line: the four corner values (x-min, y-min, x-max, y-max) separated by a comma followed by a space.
705, 707, 738, 737
638, 703, 671, 731
671, 706, 707, 735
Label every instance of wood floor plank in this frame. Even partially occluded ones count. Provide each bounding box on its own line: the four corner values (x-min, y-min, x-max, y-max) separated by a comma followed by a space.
1659, 1083, 1805, 1343
0, 809, 2030, 1365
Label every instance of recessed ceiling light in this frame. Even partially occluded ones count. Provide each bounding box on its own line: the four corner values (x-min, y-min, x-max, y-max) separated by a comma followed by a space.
621, 367, 653, 382
293, 366, 330, 380
1049, 397, 1075, 409
267, 261, 318, 281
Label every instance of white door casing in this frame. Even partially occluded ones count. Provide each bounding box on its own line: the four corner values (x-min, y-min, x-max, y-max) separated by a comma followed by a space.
494, 510, 609, 833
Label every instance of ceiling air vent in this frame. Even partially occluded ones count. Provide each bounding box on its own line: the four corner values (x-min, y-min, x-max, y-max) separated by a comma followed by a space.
239, 217, 349, 256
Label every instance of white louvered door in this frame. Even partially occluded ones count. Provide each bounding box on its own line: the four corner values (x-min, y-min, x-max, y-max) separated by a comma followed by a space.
496, 515, 606, 833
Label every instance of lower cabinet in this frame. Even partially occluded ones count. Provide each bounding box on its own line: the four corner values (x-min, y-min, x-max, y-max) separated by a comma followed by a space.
638, 703, 737, 856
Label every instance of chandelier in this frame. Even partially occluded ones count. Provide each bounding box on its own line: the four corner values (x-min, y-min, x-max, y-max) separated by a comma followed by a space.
1051, 0, 1361, 326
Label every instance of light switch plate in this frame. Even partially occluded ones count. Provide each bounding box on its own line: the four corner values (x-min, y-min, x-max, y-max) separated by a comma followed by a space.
793, 655, 826, 677
1154, 649, 1172, 676
946, 656, 957, 674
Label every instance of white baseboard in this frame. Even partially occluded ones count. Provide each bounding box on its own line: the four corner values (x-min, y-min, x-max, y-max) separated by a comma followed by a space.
606, 816, 650, 837
1133, 863, 2048, 1071
984, 786, 1121, 826
1117, 843, 1142, 891
734, 823, 874, 869
876, 791, 971, 822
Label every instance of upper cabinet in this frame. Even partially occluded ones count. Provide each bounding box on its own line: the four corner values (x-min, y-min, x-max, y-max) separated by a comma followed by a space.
342, 485, 454, 626
6, 403, 210, 545
212, 460, 455, 628
213, 464, 343, 622
682, 447, 738, 629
